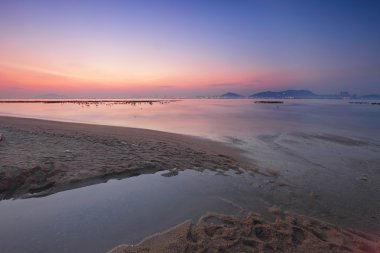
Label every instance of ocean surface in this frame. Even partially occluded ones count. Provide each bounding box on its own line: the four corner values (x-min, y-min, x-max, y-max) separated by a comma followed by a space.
0, 99, 379, 253
1, 99, 379, 145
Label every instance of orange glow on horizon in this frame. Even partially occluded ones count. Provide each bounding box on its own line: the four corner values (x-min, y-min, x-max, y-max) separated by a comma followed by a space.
0, 63, 274, 90
0, 60, 302, 91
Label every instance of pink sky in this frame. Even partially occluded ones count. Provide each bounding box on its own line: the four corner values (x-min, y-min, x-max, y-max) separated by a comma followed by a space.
1, 1, 379, 98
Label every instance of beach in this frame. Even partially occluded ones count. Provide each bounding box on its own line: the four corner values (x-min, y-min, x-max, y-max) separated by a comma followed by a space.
109, 212, 380, 253
1, 104, 380, 252
0, 116, 251, 200
2, 0, 380, 251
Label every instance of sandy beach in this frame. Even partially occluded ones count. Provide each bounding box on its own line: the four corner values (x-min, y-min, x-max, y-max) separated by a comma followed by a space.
109, 211, 380, 253
0, 116, 252, 200
2, 0, 380, 251
1, 115, 379, 253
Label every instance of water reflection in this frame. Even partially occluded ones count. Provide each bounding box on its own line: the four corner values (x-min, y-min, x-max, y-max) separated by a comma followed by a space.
0, 99, 176, 107
0, 170, 266, 253
1, 99, 379, 141
0, 99, 379, 252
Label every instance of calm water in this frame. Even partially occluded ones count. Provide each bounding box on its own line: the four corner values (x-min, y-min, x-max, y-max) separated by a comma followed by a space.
0, 170, 268, 253
0, 99, 380, 253
1, 99, 379, 142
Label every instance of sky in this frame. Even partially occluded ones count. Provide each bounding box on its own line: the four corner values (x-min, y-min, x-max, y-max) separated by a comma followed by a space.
0, 0, 379, 98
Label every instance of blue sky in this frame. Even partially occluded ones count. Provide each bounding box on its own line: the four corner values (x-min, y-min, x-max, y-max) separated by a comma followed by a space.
0, 0, 379, 97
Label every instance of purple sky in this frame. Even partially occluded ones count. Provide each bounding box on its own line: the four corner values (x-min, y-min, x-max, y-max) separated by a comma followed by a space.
1, 0, 379, 98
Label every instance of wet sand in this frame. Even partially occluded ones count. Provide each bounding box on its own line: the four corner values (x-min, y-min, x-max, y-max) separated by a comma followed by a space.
0, 116, 252, 200
1, 115, 380, 252
109, 211, 380, 253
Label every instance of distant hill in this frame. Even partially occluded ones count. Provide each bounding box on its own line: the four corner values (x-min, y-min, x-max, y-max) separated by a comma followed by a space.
249, 90, 318, 99
220, 92, 244, 98
248, 90, 380, 100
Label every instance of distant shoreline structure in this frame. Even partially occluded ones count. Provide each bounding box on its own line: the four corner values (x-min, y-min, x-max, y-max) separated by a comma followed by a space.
0, 99, 177, 106
217, 90, 380, 100
1, 90, 380, 101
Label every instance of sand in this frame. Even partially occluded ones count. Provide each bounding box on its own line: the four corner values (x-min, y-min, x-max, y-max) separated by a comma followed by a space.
0, 116, 252, 200
1, 115, 380, 252
108, 211, 380, 253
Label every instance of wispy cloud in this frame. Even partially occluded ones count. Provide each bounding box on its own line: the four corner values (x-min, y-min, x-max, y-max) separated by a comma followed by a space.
157, 85, 174, 88
2, 85, 26, 90
207, 83, 241, 87
0, 62, 90, 81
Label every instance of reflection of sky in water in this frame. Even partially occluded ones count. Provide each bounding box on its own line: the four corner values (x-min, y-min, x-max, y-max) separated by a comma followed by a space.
0, 99, 380, 253
0, 170, 267, 253
1, 99, 379, 143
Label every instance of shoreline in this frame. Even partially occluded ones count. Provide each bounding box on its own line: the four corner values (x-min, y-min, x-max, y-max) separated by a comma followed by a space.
108, 211, 380, 253
0, 116, 253, 200
1, 115, 380, 252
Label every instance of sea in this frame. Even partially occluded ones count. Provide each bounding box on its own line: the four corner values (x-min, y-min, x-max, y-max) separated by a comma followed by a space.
0, 99, 379, 253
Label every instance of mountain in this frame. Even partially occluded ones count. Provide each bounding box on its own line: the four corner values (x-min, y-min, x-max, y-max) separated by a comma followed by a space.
249, 90, 318, 99
220, 92, 244, 98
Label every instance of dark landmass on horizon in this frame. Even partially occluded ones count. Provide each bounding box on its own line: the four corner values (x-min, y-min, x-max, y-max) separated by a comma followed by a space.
1, 90, 380, 100
220, 92, 244, 98
218, 90, 380, 99
250, 90, 317, 99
